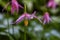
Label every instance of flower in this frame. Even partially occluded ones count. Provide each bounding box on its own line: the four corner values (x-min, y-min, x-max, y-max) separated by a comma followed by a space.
14, 11, 41, 24
2, 0, 23, 14
47, 0, 57, 9
11, 0, 23, 14
15, 11, 36, 24
42, 12, 51, 24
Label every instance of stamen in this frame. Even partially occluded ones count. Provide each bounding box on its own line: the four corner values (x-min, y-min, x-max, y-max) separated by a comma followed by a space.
24, 19, 28, 26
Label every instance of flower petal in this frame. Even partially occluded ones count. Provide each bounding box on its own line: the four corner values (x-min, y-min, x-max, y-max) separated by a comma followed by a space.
30, 11, 36, 19
52, 2, 57, 8
43, 12, 51, 24
13, 0, 19, 13
43, 19, 46, 24
25, 13, 31, 19
11, 6, 15, 14
47, 1, 53, 7
19, 5, 23, 9
15, 14, 25, 24
47, 0, 57, 9
32, 11, 36, 15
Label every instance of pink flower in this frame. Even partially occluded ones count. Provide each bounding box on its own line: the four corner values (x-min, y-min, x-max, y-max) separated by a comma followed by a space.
15, 13, 31, 24
47, 0, 57, 9
11, 0, 23, 14
14, 11, 41, 24
42, 12, 51, 24
2, 0, 23, 14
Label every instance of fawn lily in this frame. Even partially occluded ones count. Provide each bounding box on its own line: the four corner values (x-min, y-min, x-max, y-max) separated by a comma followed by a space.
47, 0, 57, 9
3, 0, 23, 14
42, 12, 51, 24
14, 11, 42, 26
14, 11, 36, 24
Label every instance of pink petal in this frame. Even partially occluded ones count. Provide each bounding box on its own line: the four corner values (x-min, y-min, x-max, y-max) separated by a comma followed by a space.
52, 2, 57, 8
25, 13, 31, 19
16, 6, 19, 13
43, 19, 46, 24
11, 7, 15, 14
47, 1, 53, 7
11, 2, 17, 14
19, 5, 23, 9
30, 11, 36, 19
43, 12, 51, 24
15, 14, 25, 24
32, 11, 36, 15
12, 0, 19, 13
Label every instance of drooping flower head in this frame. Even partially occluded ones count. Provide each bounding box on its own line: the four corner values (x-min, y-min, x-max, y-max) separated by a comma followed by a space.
42, 12, 51, 24
14, 11, 42, 26
14, 11, 36, 24
11, 0, 23, 14
47, 0, 57, 9
2, 0, 23, 14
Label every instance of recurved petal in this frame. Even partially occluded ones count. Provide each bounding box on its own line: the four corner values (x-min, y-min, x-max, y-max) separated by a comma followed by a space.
52, 2, 57, 8
43, 19, 46, 24
43, 12, 51, 24
32, 11, 36, 15
26, 14, 31, 19
15, 14, 25, 24
16, 6, 19, 13
11, 7, 15, 14
30, 11, 36, 19
19, 4, 23, 9
47, 1, 53, 7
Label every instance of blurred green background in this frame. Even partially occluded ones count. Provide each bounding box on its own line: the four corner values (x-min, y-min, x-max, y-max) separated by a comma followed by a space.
0, 0, 60, 40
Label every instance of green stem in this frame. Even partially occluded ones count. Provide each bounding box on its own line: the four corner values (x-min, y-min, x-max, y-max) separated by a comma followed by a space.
24, 27, 27, 40
24, 31, 26, 40
24, 4, 27, 13
24, 4, 27, 40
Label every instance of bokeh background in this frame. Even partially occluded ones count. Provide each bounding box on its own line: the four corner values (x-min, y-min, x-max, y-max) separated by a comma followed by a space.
0, 0, 60, 40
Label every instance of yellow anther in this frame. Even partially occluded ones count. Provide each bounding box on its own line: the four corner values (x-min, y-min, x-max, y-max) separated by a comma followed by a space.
24, 19, 28, 26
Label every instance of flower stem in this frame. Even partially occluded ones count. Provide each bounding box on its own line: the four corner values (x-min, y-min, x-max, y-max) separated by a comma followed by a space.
24, 3, 27, 40
24, 4, 27, 13
24, 27, 27, 40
